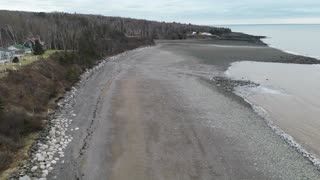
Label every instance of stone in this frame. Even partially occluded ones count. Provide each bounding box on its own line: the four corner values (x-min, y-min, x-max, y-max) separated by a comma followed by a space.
38, 156, 45, 162
19, 175, 31, 180
31, 166, 38, 172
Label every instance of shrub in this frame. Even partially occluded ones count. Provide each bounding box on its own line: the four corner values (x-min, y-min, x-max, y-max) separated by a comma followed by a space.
0, 151, 12, 171
12, 57, 19, 63
0, 108, 43, 139
65, 67, 81, 82
54, 52, 78, 65
33, 40, 44, 55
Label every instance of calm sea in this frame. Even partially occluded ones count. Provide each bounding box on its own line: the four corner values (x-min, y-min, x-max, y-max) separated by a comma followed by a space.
223, 24, 320, 59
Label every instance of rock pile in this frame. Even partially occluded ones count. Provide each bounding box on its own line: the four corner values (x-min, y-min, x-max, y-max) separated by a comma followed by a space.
212, 76, 259, 92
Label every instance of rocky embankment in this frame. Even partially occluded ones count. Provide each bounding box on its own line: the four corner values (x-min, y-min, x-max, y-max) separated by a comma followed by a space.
11, 85, 80, 180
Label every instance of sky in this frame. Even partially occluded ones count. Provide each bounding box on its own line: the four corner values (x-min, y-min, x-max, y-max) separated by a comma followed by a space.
1, 0, 320, 25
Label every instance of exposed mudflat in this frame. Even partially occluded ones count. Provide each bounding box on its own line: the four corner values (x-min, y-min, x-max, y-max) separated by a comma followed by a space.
25, 40, 320, 180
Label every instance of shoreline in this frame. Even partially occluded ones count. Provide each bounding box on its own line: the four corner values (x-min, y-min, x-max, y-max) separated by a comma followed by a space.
7, 38, 320, 179
221, 35, 320, 168
211, 75, 320, 170
221, 58, 320, 170
157, 38, 320, 172
262, 40, 320, 61
51, 42, 320, 179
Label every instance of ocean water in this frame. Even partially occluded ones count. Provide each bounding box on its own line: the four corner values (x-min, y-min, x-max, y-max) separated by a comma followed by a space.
224, 24, 320, 59
226, 61, 320, 162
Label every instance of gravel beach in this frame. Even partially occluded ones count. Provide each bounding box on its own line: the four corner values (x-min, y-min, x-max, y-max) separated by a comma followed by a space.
15, 40, 320, 180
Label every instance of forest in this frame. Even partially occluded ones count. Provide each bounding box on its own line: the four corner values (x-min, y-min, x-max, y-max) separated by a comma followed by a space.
0, 10, 231, 50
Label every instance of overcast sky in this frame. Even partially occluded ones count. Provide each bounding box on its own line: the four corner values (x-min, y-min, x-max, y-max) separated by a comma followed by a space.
1, 0, 320, 25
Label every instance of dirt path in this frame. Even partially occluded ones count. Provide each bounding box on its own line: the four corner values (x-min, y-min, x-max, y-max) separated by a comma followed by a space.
51, 42, 320, 180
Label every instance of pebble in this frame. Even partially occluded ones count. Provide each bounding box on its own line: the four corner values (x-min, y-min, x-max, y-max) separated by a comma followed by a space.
19, 175, 31, 180
31, 166, 38, 172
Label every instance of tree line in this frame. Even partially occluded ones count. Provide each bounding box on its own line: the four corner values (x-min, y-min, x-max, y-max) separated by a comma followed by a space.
0, 10, 231, 50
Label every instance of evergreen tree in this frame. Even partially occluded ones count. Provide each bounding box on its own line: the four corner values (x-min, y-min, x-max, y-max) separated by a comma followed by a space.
33, 40, 44, 55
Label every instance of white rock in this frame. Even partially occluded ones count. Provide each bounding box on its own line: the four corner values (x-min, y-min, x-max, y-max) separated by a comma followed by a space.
40, 164, 46, 169
48, 155, 53, 160
19, 175, 31, 180
31, 166, 38, 172
42, 170, 48, 177
38, 156, 45, 162
51, 160, 57, 164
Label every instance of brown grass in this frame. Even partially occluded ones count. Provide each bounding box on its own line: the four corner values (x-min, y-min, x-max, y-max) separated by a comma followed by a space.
0, 53, 81, 172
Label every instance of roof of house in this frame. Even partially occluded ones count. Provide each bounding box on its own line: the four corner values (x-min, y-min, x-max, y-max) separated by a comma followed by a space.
200, 32, 213, 36
9, 44, 31, 50
0, 48, 13, 52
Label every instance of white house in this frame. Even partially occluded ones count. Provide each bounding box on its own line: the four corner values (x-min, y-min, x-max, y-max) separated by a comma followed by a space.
200, 32, 213, 36
0, 48, 15, 64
